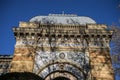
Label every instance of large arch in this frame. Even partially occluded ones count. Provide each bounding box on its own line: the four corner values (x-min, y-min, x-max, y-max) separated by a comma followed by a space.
37, 61, 85, 75
37, 61, 87, 80
45, 71, 77, 80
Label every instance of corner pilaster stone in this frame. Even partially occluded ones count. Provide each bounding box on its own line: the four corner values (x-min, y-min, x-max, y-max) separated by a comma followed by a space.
89, 48, 114, 80
10, 47, 35, 72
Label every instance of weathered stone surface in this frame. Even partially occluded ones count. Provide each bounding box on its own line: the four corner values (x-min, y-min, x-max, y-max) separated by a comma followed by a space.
10, 15, 114, 80
10, 48, 35, 72
0, 55, 12, 75
89, 49, 114, 80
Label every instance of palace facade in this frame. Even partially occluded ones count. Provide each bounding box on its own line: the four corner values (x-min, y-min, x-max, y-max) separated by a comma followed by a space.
1, 14, 114, 80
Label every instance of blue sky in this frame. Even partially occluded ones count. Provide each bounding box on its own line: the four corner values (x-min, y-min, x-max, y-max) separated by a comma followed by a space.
0, 0, 120, 55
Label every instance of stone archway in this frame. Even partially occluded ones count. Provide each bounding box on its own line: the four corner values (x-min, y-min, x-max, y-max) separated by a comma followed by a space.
37, 62, 86, 80
45, 71, 77, 80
